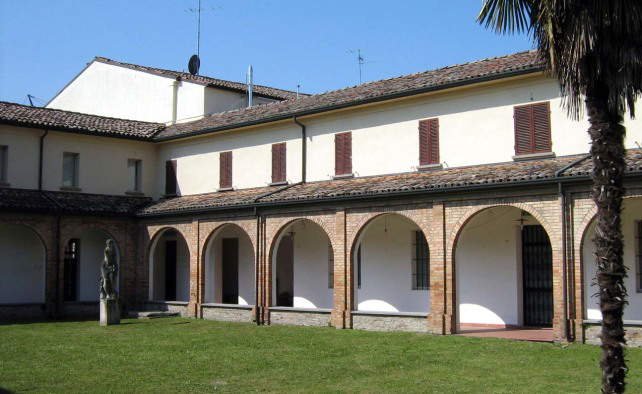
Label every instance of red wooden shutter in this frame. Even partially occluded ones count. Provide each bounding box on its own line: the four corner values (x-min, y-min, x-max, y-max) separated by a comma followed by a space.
165, 160, 177, 195
532, 102, 551, 152
335, 132, 352, 176
514, 102, 551, 155
419, 118, 439, 165
272, 143, 286, 183
220, 151, 232, 189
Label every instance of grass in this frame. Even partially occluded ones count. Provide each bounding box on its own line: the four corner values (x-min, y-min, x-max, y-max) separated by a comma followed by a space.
1, 318, 640, 393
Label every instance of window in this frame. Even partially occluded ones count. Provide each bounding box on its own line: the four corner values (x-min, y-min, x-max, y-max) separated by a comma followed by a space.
635, 220, 642, 293
272, 143, 286, 184
419, 118, 439, 166
356, 244, 362, 289
514, 101, 552, 155
165, 160, 177, 196
328, 242, 334, 289
0, 145, 7, 184
412, 231, 429, 290
62, 152, 79, 188
220, 151, 233, 189
335, 132, 352, 176
63, 238, 80, 301
128, 159, 142, 193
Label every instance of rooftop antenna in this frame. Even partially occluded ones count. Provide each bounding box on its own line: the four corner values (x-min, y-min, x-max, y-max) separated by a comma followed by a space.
187, 0, 201, 75
348, 49, 365, 84
27, 94, 35, 106
296, 84, 300, 99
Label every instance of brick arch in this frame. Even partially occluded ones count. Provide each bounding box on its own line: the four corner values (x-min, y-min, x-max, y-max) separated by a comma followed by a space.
447, 202, 554, 261
200, 222, 257, 260
0, 220, 49, 258
146, 225, 192, 302
61, 225, 125, 258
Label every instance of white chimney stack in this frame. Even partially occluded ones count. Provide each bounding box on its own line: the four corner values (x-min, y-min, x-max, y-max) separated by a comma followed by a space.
247, 65, 253, 107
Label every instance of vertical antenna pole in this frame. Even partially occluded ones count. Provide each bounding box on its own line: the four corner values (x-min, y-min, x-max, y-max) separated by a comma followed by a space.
358, 49, 362, 84
27, 94, 35, 106
197, 0, 201, 57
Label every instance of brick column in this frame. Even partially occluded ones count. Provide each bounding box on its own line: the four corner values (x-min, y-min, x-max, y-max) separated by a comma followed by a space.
187, 219, 200, 318
428, 202, 448, 334
332, 209, 349, 329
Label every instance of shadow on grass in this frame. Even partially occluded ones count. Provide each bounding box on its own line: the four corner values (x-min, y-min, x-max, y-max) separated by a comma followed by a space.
0, 388, 16, 394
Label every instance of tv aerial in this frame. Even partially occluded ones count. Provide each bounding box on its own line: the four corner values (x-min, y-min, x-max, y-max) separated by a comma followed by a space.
187, 0, 202, 75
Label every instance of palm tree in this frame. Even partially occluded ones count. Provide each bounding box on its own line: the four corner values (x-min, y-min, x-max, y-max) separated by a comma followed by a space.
478, 1, 642, 393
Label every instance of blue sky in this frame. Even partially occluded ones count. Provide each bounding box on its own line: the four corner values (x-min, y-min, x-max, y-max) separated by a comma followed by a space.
0, 0, 532, 106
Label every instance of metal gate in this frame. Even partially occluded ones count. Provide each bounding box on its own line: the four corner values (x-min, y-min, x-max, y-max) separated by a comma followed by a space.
522, 225, 553, 327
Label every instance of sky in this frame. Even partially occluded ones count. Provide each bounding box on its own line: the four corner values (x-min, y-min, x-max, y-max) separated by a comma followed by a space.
0, 0, 533, 106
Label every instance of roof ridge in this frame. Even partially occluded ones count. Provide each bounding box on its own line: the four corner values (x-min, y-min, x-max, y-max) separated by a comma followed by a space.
0, 101, 165, 126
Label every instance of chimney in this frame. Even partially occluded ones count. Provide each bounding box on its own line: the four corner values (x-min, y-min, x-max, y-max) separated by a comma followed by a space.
247, 65, 253, 107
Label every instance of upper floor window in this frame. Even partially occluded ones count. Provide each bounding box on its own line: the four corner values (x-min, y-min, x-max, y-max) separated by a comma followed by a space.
514, 102, 552, 156
0, 145, 7, 185
335, 132, 352, 177
62, 152, 79, 189
220, 151, 233, 190
165, 160, 177, 196
127, 159, 142, 193
419, 118, 439, 167
412, 230, 429, 290
271, 143, 286, 184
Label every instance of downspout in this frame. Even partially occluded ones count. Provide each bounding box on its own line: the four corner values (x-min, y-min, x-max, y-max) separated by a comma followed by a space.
293, 116, 306, 183
554, 154, 589, 342
38, 130, 48, 190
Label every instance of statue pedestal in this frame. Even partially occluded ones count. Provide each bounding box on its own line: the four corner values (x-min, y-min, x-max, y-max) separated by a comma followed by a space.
100, 299, 120, 326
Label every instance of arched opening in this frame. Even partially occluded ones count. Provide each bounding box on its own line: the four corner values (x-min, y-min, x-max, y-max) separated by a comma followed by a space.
271, 219, 333, 309
203, 224, 255, 305
63, 228, 119, 302
352, 214, 430, 313
149, 229, 190, 302
583, 197, 642, 321
0, 224, 46, 304
455, 206, 553, 331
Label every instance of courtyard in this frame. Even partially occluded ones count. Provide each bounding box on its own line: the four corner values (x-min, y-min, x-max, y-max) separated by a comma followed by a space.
1, 318, 641, 393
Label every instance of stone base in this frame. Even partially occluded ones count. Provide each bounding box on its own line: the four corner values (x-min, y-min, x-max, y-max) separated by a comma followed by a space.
100, 299, 120, 326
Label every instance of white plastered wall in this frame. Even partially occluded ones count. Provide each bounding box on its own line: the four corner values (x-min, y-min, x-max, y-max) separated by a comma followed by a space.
203, 225, 255, 305
455, 207, 543, 326
157, 123, 301, 196
355, 215, 430, 313
41, 131, 157, 196
150, 231, 190, 302
272, 220, 333, 309
583, 198, 642, 321
0, 126, 41, 189
0, 224, 46, 304
76, 229, 116, 302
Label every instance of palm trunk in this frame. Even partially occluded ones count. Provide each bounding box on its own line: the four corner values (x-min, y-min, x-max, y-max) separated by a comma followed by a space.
586, 89, 628, 394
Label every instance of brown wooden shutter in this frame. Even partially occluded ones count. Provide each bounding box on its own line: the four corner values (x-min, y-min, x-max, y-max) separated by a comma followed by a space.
272, 143, 286, 183
335, 132, 352, 175
532, 102, 551, 152
165, 160, 177, 195
419, 118, 439, 165
220, 151, 232, 189
514, 102, 551, 155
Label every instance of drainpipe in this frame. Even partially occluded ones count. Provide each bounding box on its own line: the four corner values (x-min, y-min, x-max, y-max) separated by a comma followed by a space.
171, 78, 180, 124
38, 130, 48, 190
293, 116, 307, 183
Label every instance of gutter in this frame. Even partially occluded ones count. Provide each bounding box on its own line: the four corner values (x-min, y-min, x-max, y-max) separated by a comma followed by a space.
154, 66, 544, 142
293, 116, 307, 183
38, 129, 48, 190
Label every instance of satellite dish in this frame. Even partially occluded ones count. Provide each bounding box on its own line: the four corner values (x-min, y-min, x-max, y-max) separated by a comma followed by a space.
188, 54, 200, 75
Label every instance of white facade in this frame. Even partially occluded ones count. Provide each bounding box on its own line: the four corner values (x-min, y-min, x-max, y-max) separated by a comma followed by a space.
354, 214, 430, 313
75, 229, 116, 302
0, 224, 46, 304
583, 198, 642, 321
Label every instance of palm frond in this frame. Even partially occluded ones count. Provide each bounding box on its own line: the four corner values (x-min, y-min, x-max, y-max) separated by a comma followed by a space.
477, 0, 534, 34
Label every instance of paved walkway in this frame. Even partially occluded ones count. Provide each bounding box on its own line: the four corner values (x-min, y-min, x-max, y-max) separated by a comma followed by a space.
456, 326, 554, 342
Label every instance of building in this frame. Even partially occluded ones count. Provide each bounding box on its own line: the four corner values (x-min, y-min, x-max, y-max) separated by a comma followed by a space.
1, 50, 641, 346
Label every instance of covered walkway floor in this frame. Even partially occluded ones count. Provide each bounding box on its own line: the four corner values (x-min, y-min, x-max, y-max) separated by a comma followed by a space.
457, 325, 554, 342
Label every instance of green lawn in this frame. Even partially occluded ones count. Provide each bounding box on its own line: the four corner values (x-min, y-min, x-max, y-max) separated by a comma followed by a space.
0, 318, 640, 393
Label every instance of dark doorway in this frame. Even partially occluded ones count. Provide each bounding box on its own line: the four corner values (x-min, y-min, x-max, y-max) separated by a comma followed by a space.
522, 225, 553, 327
164, 239, 177, 301
63, 239, 80, 301
276, 235, 294, 307
221, 238, 239, 304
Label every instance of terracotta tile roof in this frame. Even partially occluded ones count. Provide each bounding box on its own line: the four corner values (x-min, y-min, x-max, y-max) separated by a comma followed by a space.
140, 150, 642, 216
0, 188, 151, 215
0, 101, 164, 139
94, 57, 304, 101
156, 50, 544, 140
